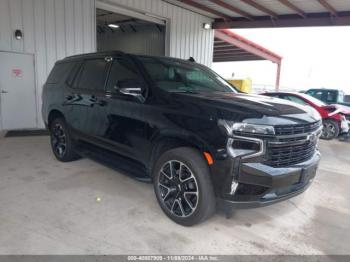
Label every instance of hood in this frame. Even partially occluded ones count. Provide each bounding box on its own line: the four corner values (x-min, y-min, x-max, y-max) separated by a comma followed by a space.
171, 91, 321, 125
324, 104, 350, 115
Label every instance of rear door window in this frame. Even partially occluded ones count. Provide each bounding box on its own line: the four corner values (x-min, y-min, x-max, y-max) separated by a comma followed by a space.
47, 62, 75, 84
66, 62, 83, 87
75, 59, 108, 91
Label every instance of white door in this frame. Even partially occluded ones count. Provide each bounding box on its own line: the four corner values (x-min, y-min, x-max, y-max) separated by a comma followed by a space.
0, 52, 37, 130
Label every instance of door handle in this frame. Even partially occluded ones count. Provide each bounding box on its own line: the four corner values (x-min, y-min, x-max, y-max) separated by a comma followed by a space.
65, 94, 74, 100
89, 96, 98, 103
97, 100, 107, 106
89, 96, 106, 106
1, 90, 8, 94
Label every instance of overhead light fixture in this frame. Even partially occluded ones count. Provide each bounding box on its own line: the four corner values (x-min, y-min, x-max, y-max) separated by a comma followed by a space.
14, 29, 23, 40
108, 23, 119, 29
203, 23, 211, 30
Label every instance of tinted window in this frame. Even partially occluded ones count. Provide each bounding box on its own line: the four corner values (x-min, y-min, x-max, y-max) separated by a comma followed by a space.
338, 91, 344, 102
264, 93, 280, 98
76, 59, 108, 90
306, 90, 321, 100
138, 57, 236, 93
47, 62, 75, 84
325, 91, 337, 103
106, 59, 141, 92
66, 62, 82, 86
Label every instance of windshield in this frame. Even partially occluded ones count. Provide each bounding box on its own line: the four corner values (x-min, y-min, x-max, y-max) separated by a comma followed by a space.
299, 93, 326, 107
137, 56, 237, 93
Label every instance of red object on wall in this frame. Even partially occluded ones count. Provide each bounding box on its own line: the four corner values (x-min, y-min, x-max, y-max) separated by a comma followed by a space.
12, 68, 23, 78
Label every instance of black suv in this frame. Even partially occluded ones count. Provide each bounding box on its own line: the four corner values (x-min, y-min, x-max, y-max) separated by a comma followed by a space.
42, 51, 322, 226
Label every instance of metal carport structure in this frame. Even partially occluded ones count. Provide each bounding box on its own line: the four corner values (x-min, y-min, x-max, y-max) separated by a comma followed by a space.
166, 0, 350, 91
169, 0, 350, 28
213, 29, 282, 90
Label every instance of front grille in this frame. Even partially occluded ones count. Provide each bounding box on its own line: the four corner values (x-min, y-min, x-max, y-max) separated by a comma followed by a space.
274, 121, 321, 136
263, 121, 321, 167
265, 139, 317, 167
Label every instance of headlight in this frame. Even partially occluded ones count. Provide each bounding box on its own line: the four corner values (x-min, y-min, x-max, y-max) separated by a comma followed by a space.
218, 119, 275, 136
227, 136, 264, 158
218, 119, 268, 159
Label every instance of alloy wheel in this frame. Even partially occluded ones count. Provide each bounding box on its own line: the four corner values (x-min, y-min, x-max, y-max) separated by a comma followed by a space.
322, 122, 336, 139
158, 160, 199, 218
51, 123, 67, 157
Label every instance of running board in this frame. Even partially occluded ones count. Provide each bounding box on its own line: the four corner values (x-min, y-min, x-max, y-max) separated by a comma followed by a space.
75, 141, 152, 183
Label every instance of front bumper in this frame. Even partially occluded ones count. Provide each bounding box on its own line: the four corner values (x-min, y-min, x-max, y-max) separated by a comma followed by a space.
214, 151, 320, 209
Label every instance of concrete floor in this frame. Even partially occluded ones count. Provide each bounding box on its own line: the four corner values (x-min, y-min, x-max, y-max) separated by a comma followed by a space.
0, 136, 349, 255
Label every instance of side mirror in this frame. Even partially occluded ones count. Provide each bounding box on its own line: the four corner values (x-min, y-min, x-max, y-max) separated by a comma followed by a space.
119, 87, 142, 97
115, 79, 145, 102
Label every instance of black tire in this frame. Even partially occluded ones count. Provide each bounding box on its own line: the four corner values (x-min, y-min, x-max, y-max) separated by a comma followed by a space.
153, 147, 216, 226
49, 118, 80, 162
321, 119, 340, 140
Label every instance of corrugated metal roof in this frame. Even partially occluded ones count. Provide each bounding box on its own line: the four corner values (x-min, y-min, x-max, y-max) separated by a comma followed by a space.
213, 29, 282, 63
170, 0, 350, 17
167, 0, 350, 28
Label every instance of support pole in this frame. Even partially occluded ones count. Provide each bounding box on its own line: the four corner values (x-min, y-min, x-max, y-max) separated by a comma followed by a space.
275, 62, 281, 91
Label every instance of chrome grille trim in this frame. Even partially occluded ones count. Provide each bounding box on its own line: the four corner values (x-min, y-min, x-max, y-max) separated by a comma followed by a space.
264, 123, 322, 168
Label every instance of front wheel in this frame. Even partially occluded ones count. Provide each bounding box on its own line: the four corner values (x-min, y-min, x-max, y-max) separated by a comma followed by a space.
321, 119, 340, 140
50, 118, 80, 162
153, 147, 216, 226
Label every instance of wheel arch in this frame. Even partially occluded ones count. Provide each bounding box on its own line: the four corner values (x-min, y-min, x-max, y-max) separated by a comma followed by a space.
149, 134, 211, 176
323, 117, 341, 126
48, 109, 65, 128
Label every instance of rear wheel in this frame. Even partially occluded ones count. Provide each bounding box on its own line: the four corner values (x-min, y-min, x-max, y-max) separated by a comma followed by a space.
153, 147, 216, 226
50, 118, 80, 162
321, 119, 340, 140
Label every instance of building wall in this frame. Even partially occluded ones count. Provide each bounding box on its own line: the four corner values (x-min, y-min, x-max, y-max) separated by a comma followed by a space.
97, 25, 165, 56
99, 0, 214, 66
0, 0, 213, 130
0, 0, 96, 128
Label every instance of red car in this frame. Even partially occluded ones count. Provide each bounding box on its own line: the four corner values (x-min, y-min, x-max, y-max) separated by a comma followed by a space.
261, 92, 350, 139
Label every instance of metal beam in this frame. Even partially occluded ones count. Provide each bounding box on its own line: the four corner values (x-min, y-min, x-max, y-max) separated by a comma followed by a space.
214, 30, 281, 64
214, 50, 250, 55
214, 55, 262, 58
214, 46, 237, 51
176, 0, 232, 20
214, 45, 244, 50
214, 57, 265, 62
214, 52, 257, 56
275, 63, 282, 91
277, 0, 306, 18
213, 12, 350, 28
214, 48, 245, 53
214, 42, 236, 47
317, 0, 338, 17
240, 0, 278, 18
214, 46, 247, 50
214, 56, 263, 60
208, 0, 253, 21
